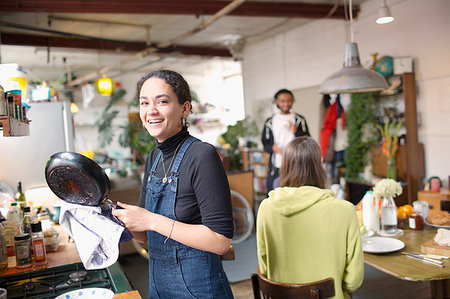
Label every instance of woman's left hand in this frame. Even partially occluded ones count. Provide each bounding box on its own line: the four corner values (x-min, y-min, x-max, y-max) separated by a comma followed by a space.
112, 202, 151, 232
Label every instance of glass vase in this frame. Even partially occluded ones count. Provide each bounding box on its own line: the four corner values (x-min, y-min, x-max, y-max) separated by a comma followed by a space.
381, 195, 398, 234
386, 157, 397, 180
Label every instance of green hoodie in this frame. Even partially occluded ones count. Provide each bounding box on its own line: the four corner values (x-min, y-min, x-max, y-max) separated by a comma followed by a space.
256, 186, 364, 299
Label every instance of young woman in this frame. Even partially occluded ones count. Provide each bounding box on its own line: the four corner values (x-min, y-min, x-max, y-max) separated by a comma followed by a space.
112, 70, 234, 298
256, 136, 364, 299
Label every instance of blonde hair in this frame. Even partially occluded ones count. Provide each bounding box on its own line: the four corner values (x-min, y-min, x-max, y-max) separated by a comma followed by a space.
279, 136, 327, 189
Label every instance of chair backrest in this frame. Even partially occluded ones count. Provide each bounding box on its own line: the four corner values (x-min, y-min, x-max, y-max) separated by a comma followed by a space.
251, 270, 335, 299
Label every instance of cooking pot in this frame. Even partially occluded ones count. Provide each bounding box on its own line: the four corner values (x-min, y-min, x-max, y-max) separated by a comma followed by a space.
45, 151, 112, 206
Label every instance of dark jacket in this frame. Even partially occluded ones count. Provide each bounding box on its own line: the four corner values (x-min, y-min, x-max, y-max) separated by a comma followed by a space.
261, 112, 310, 188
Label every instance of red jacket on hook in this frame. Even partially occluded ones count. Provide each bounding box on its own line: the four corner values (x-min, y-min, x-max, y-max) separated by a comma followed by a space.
320, 100, 346, 159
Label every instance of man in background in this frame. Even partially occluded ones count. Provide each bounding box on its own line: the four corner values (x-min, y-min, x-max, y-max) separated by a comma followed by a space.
261, 89, 310, 192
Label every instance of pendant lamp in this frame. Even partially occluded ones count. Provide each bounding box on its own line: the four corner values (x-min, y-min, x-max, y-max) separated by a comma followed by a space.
95, 75, 116, 96
376, 0, 394, 24
319, 0, 388, 94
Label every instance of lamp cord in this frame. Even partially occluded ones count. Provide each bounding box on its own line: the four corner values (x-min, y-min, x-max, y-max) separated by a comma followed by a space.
349, 0, 354, 42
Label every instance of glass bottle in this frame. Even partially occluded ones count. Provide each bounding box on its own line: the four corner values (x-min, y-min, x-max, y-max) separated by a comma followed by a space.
15, 182, 26, 211
0, 215, 8, 273
6, 202, 22, 234
22, 206, 32, 236
22, 206, 33, 255
0, 84, 6, 116
380, 196, 398, 233
31, 221, 47, 265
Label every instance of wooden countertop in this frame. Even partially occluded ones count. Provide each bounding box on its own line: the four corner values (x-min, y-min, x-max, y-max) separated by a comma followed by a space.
0, 224, 81, 276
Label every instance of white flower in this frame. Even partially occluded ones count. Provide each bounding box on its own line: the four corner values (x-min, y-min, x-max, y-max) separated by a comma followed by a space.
373, 178, 403, 198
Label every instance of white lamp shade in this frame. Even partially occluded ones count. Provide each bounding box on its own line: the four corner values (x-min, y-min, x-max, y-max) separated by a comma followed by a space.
376, 1, 394, 24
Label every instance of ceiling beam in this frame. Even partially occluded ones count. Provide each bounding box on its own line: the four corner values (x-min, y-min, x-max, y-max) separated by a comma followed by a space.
0, 0, 359, 19
0, 32, 232, 58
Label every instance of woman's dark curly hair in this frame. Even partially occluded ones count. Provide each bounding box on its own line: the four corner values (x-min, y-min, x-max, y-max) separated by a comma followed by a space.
136, 70, 192, 108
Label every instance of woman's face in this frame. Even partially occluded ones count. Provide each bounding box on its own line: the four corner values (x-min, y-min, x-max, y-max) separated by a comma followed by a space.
139, 77, 190, 142
275, 93, 294, 114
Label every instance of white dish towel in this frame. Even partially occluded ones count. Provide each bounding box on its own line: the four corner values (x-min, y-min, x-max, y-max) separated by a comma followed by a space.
59, 201, 127, 270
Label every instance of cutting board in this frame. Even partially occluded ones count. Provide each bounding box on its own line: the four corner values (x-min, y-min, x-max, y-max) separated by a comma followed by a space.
113, 290, 142, 299
421, 239, 450, 257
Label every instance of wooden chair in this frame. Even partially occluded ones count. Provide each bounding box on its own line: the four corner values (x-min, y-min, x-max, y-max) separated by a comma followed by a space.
251, 268, 335, 299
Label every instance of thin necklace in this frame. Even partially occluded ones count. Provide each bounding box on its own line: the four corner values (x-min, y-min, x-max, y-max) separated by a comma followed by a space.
160, 141, 182, 183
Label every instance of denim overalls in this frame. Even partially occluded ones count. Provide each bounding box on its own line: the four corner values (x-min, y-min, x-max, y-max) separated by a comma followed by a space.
145, 136, 233, 298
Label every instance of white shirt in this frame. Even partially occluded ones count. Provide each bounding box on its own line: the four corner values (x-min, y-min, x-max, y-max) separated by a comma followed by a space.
272, 112, 295, 168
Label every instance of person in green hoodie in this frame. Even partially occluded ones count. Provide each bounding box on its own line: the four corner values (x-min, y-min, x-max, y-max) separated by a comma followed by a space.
256, 136, 364, 299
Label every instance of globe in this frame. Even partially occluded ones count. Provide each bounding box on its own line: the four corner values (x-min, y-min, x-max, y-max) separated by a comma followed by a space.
375, 56, 394, 76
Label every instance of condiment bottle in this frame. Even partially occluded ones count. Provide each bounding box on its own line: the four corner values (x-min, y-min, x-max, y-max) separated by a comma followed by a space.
15, 233, 32, 268
2, 219, 16, 268
0, 84, 6, 116
409, 212, 424, 230
22, 207, 32, 236
6, 202, 22, 234
31, 221, 47, 265
0, 215, 8, 273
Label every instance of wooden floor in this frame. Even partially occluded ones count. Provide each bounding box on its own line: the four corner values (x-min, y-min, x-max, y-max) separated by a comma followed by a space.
230, 264, 432, 299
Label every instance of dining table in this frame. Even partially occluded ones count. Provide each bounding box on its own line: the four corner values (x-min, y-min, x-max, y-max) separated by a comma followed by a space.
363, 226, 450, 299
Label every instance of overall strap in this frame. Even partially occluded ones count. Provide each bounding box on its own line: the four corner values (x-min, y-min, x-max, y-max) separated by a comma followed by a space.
170, 136, 198, 174
150, 150, 162, 174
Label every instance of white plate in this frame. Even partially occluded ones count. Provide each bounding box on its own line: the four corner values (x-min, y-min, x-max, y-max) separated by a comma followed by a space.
362, 237, 405, 254
424, 219, 450, 229
377, 229, 404, 237
55, 288, 114, 299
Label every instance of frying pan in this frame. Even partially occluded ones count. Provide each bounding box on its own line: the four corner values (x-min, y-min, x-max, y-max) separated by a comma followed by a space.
45, 151, 112, 206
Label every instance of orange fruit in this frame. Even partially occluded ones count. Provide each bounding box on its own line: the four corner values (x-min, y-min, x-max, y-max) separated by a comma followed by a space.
398, 204, 414, 217
403, 204, 414, 216
397, 209, 408, 219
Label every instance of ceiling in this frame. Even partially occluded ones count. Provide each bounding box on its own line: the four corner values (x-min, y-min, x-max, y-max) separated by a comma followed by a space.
0, 0, 364, 86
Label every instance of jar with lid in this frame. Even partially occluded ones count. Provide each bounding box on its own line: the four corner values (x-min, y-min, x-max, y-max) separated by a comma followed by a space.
0, 215, 8, 273
409, 212, 424, 230
14, 233, 32, 268
31, 221, 47, 265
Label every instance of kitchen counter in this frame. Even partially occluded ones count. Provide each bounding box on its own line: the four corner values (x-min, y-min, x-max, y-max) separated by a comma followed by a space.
0, 224, 81, 276
0, 224, 140, 297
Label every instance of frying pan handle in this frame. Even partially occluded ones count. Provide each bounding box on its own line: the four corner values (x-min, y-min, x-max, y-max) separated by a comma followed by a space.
103, 198, 123, 209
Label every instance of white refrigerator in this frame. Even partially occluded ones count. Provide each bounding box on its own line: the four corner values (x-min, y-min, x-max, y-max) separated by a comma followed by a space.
0, 101, 74, 192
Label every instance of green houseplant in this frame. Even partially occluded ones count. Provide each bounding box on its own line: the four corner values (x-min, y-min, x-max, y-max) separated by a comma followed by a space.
220, 117, 259, 171
344, 92, 379, 180
97, 89, 156, 166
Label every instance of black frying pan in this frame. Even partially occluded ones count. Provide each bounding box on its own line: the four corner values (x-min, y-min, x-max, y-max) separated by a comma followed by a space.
45, 151, 111, 206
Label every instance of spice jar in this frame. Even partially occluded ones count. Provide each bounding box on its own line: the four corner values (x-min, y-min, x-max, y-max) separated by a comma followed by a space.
31, 221, 47, 265
409, 212, 424, 230
14, 233, 32, 268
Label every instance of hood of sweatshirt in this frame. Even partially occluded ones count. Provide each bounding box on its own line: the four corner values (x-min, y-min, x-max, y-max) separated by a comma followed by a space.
267, 186, 336, 217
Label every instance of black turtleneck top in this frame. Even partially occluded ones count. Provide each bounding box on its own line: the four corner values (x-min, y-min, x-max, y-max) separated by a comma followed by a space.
138, 127, 233, 239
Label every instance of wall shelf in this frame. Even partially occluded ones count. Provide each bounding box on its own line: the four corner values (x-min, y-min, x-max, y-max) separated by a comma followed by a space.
0, 116, 30, 136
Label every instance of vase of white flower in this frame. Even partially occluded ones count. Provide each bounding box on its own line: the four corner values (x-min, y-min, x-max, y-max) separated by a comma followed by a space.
373, 179, 403, 234
380, 195, 397, 233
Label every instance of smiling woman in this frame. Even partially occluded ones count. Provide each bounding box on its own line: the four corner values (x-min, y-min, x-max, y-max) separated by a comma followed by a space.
112, 70, 234, 298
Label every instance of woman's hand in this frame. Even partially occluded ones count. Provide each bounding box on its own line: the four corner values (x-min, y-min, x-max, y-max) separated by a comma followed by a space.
112, 202, 152, 232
